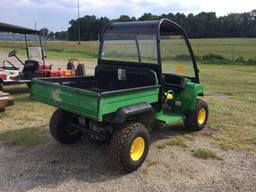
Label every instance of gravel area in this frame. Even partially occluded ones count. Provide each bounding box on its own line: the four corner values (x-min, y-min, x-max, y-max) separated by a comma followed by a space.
0, 126, 256, 192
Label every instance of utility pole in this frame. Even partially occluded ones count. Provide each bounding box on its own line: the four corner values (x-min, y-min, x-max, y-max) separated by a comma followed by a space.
78, 0, 81, 44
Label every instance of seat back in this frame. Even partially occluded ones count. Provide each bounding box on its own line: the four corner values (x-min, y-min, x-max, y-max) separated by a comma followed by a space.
95, 64, 158, 91
23, 60, 39, 72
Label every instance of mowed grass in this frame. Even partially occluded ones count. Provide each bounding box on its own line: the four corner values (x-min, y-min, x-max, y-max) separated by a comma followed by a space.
190, 38, 256, 60
157, 136, 188, 149
0, 86, 54, 146
200, 64, 256, 153
0, 38, 255, 61
0, 128, 48, 147
0, 40, 98, 60
192, 148, 219, 160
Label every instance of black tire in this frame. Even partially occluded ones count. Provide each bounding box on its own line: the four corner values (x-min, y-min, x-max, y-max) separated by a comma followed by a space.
0, 83, 3, 91
75, 64, 85, 76
67, 62, 75, 74
49, 109, 82, 144
107, 122, 150, 172
184, 99, 208, 131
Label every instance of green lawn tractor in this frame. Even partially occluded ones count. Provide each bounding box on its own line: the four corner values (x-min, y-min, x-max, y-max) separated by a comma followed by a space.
31, 19, 208, 172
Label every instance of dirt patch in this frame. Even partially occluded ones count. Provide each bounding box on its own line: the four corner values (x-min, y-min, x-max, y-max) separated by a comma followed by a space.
0, 127, 256, 192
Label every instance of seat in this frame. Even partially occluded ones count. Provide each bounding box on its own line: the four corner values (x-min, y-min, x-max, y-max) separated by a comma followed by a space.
162, 73, 185, 90
23, 60, 39, 72
94, 64, 158, 91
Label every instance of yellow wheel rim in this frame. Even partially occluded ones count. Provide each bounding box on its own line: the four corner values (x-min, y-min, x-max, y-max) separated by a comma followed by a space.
198, 108, 206, 125
130, 137, 145, 161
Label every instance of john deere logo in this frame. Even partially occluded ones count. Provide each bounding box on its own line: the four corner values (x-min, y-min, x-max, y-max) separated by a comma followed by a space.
52, 89, 62, 102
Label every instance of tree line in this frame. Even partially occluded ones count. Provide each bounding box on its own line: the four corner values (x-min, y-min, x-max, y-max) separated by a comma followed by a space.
44, 10, 256, 40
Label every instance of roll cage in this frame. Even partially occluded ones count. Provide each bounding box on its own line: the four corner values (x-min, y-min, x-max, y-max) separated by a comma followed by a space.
98, 19, 200, 83
0, 22, 45, 64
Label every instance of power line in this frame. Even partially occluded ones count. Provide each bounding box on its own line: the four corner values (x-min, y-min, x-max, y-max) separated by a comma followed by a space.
78, 0, 81, 44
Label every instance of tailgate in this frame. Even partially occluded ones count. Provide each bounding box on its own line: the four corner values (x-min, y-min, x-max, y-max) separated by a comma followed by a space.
31, 78, 100, 120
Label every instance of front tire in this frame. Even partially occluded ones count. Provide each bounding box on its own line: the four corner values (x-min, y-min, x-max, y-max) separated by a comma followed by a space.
184, 99, 208, 131
49, 109, 82, 144
107, 122, 150, 172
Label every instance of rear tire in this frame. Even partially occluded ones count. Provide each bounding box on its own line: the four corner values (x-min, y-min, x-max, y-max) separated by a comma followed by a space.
67, 62, 75, 74
184, 99, 208, 131
107, 122, 150, 172
49, 109, 82, 144
75, 64, 85, 76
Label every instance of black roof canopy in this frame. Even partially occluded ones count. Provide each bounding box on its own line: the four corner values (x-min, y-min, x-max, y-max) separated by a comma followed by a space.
0, 22, 40, 34
102, 19, 185, 37
99, 19, 200, 83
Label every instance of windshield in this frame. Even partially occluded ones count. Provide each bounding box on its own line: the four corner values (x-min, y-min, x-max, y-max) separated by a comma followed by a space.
161, 35, 194, 77
0, 33, 43, 60
28, 47, 42, 60
101, 34, 158, 64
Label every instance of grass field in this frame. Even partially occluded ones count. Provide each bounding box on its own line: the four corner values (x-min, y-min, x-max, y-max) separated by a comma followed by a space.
0, 38, 255, 61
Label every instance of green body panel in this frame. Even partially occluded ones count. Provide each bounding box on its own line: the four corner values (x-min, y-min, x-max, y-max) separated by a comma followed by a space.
154, 80, 204, 124
180, 81, 204, 111
31, 79, 159, 121
31, 76, 203, 125
98, 88, 159, 121
154, 110, 184, 124
31, 79, 100, 120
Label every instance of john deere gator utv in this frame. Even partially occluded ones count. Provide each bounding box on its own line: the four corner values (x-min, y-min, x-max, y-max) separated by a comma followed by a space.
31, 19, 208, 172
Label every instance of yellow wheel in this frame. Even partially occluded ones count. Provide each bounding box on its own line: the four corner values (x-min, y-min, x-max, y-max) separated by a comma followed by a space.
107, 122, 150, 172
130, 137, 145, 161
184, 99, 208, 131
198, 108, 206, 125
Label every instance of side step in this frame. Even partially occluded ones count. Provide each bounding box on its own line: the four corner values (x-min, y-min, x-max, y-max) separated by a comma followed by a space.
155, 110, 184, 125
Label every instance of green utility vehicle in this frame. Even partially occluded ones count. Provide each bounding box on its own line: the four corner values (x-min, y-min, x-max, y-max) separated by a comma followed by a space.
31, 19, 208, 172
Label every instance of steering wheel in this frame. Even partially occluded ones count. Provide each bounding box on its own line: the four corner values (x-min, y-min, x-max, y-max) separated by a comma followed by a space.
8, 49, 17, 57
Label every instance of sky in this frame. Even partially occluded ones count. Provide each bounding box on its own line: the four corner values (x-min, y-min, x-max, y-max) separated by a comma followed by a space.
0, 0, 255, 32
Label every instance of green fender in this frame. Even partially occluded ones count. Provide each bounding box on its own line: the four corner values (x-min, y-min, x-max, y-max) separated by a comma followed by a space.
180, 81, 204, 111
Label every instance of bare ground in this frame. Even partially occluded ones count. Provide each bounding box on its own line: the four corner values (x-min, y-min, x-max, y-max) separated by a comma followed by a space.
0, 125, 256, 192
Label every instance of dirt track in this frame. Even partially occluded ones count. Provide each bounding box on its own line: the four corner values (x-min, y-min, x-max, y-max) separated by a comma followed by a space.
0, 125, 256, 192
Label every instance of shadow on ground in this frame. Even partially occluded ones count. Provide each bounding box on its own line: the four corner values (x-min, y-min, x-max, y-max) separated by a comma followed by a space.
151, 123, 190, 142
3, 85, 29, 95
0, 123, 194, 191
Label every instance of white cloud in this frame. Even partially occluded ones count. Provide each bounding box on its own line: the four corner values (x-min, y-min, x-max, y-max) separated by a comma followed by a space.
0, 0, 255, 31
78, 0, 256, 16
